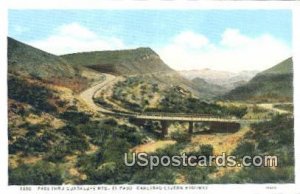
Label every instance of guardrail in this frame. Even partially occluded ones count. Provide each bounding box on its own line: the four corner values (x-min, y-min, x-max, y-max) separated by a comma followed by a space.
134, 112, 229, 119
103, 111, 239, 120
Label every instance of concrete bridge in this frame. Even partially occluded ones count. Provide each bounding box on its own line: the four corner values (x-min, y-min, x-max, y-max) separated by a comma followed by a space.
103, 111, 267, 137
80, 74, 270, 137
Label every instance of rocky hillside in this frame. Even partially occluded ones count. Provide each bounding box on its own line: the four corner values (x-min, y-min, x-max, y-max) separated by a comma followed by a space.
223, 57, 293, 102
7, 37, 105, 92
8, 37, 77, 79
191, 77, 228, 99
61, 47, 173, 75
62, 47, 206, 97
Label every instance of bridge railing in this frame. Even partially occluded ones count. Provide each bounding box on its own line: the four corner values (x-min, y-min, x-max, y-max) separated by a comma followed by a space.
102, 110, 239, 120
130, 112, 237, 120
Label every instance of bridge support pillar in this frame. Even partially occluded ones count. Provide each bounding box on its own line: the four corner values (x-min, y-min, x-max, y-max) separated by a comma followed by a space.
188, 121, 194, 134
161, 121, 170, 137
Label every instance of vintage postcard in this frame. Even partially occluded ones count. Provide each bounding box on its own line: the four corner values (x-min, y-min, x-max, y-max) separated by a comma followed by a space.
1, 1, 299, 194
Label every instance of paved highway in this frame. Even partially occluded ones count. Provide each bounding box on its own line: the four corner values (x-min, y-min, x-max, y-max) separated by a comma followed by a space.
80, 73, 275, 123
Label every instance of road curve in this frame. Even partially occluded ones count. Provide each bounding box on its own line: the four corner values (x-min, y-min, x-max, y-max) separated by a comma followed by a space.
79, 73, 116, 113
257, 103, 292, 114
79, 73, 272, 123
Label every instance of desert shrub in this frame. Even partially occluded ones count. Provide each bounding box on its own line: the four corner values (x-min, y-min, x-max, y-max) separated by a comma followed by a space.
170, 130, 190, 143
185, 166, 214, 184
20, 122, 46, 133
185, 144, 214, 160
41, 130, 59, 142
102, 138, 131, 162
67, 136, 89, 152
130, 167, 176, 184
114, 124, 145, 146
233, 141, 256, 157
80, 138, 134, 184
9, 135, 49, 155
148, 87, 247, 118
216, 166, 294, 183
199, 144, 214, 158
77, 150, 104, 171
45, 134, 89, 163
8, 76, 57, 112
123, 101, 142, 112
154, 143, 184, 157
45, 142, 70, 163
224, 105, 248, 118
90, 162, 117, 183
80, 119, 144, 147
58, 124, 82, 137
60, 111, 90, 124
9, 161, 63, 185
9, 138, 26, 154
221, 115, 294, 183
249, 115, 293, 151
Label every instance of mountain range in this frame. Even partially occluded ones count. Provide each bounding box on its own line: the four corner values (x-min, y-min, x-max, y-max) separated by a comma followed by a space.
179, 69, 259, 90
223, 57, 293, 102
7, 37, 293, 102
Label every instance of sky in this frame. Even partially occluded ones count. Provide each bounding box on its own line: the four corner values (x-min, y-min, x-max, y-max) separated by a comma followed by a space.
9, 10, 292, 72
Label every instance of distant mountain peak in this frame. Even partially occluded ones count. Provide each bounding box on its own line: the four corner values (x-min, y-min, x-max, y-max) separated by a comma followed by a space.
179, 68, 258, 91
224, 57, 293, 102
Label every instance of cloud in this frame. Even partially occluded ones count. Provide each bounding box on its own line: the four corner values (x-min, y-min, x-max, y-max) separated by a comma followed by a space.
158, 29, 291, 72
172, 31, 210, 49
27, 24, 291, 72
28, 23, 125, 55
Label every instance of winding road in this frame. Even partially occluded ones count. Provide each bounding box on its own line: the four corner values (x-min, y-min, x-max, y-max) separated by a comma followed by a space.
79, 73, 279, 123
79, 73, 117, 113
257, 103, 292, 114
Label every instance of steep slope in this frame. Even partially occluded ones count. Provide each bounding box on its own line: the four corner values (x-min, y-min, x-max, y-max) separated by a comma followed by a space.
61, 47, 173, 75
262, 57, 293, 74
191, 78, 228, 99
62, 48, 205, 97
223, 57, 293, 102
8, 37, 77, 79
7, 37, 103, 92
